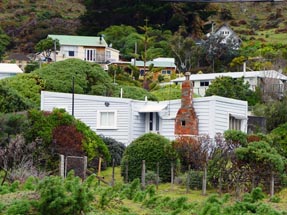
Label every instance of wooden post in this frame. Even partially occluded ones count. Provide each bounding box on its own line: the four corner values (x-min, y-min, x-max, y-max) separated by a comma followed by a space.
171, 162, 174, 190
219, 171, 222, 196
112, 158, 115, 187
202, 165, 207, 195
186, 164, 191, 193
235, 176, 240, 200
83, 156, 87, 180
59, 154, 65, 178
125, 161, 129, 183
141, 160, 146, 189
270, 171, 274, 197
98, 157, 102, 177
156, 162, 159, 190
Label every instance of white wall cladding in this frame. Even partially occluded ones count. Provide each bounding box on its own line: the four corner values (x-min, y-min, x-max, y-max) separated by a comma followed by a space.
41, 91, 248, 145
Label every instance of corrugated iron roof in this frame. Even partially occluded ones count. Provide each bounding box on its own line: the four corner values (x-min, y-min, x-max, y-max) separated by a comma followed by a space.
48, 35, 107, 47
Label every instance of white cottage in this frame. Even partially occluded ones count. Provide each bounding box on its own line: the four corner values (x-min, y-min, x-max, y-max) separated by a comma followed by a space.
0, 63, 23, 80
41, 91, 248, 145
172, 70, 287, 97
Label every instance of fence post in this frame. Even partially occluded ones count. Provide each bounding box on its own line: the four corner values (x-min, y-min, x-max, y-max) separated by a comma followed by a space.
202, 165, 207, 195
59, 154, 65, 178
156, 162, 159, 190
125, 161, 129, 183
270, 171, 274, 197
171, 162, 174, 190
112, 158, 115, 187
186, 164, 191, 193
141, 160, 146, 189
219, 171, 222, 196
98, 157, 102, 177
84, 156, 87, 180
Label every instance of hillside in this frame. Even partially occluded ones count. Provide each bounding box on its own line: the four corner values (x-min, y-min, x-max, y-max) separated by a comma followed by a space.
0, 0, 85, 53
214, 2, 287, 44
0, 1, 287, 53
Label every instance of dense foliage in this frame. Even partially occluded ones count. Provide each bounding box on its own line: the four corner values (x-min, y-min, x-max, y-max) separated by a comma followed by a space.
100, 136, 126, 167
25, 109, 110, 165
121, 133, 177, 183
0, 73, 44, 110
205, 76, 261, 105
79, 1, 215, 36
0, 81, 32, 113
0, 27, 10, 61
0, 174, 285, 215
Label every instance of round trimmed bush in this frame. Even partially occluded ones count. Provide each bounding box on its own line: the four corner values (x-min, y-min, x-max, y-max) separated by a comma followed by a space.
121, 133, 176, 183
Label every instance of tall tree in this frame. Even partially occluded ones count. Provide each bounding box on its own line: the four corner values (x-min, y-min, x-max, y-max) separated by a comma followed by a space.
205, 76, 260, 106
78, 1, 215, 37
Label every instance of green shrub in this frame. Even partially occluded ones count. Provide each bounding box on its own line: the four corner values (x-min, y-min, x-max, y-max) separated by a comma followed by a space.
100, 135, 126, 167
121, 133, 177, 183
37, 172, 96, 215
23, 176, 38, 191
270, 195, 281, 203
7, 200, 31, 215
0, 202, 5, 212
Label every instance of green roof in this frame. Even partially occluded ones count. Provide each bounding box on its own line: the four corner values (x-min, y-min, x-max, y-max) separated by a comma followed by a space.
48, 35, 107, 47
134, 60, 176, 68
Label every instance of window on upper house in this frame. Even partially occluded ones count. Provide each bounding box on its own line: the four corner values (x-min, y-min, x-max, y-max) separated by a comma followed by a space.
68, 51, 75, 56
162, 70, 171, 75
97, 110, 117, 129
200, 81, 209, 87
140, 69, 146, 76
229, 115, 241, 130
106, 50, 111, 59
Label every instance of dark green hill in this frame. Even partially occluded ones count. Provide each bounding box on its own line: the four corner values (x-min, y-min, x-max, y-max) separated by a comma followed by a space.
0, 1, 286, 54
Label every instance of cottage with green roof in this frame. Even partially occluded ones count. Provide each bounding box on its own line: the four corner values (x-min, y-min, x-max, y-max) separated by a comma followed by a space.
48, 35, 120, 64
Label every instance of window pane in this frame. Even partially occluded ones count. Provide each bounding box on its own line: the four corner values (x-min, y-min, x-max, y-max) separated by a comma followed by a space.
100, 112, 115, 127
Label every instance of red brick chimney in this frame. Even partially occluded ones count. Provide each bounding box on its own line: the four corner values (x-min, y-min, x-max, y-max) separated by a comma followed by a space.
174, 72, 198, 136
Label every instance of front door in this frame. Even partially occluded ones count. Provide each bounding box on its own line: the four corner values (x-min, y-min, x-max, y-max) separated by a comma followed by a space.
146, 112, 160, 133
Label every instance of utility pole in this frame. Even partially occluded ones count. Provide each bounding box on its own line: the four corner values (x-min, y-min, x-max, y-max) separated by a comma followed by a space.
72, 77, 74, 116
143, 18, 148, 89
54, 40, 57, 62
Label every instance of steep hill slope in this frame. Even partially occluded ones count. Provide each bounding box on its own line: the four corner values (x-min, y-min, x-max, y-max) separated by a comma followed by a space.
0, 1, 286, 54
211, 2, 287, 44
0, 0, 85, 52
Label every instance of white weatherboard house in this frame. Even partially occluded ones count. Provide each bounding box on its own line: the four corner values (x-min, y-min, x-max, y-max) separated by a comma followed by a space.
47, 35, 120, 64
172, 70, 287, 97
0, 63, 23, 80
207, 23, 242, 46
41, 91, 248, 145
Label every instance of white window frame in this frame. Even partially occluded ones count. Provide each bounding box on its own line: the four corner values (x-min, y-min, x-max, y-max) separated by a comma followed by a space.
145, 112, 161, 133
85, 49, 96, 62
97, 110, 117, 129
228, 114, 245, 131
106, 50, 111, 59
161, 70, 171, 75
